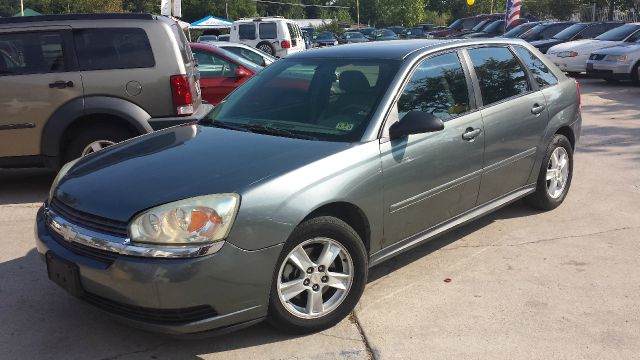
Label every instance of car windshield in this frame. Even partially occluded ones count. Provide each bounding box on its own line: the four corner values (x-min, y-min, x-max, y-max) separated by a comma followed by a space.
202, 58, 400, 142
360, 28, 375, 36
344, 32, 364, 39
595, 24, 640, 41
214, 47, 262, 72
472, 20, 490, 31
553, 23, 589, 40
483, 20, 505, 33
448, 19, 463, 29
317, 32, 334, 40
411, 27, 423, 35
520, 24, 547, 40
503, 23, 535, 37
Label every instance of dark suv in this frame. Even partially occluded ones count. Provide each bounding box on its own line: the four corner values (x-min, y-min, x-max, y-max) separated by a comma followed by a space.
0, 13, 212, 169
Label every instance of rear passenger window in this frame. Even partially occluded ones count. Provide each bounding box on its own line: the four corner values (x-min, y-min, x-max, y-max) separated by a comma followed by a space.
514, 46, 558, 88
259, 23, 277, 39
467, 47, 530, 106
398, 52, 470, 121
193, 50, 237, 78
74, 28, 154, 71
239, 24, 256, 40
0, 32, 65, 75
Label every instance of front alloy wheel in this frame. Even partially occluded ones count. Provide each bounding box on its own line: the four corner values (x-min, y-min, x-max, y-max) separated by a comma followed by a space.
268, 216, 367, 334
277, 238, 354, 319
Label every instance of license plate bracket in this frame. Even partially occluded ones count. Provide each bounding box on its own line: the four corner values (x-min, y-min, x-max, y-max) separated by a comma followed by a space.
46, 252, 84, 297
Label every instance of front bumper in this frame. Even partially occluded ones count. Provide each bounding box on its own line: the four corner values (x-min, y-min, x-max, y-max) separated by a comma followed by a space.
586, 60, 634, 80
148, 103, 213, 131
35, 207, 283, 335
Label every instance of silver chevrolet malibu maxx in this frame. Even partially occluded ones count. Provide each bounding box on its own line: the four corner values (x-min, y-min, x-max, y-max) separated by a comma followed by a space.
36, 39, 581, 335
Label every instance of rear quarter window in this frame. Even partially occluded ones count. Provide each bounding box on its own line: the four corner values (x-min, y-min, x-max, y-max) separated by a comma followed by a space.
514, 46, 558, 88
74, 28, 155, 70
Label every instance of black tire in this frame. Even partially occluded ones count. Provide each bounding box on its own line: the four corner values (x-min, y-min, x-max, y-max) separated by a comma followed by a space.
63, 125, 133, 163
256, 41, 275, 56
267, 216, 368, 334
567, 72, 580, 78
526, 134, 573, 211
631, 62, 640, 86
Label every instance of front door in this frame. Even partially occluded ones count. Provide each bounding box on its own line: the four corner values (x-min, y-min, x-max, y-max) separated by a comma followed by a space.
380, 51, 485, 247
465, 46, 549, 204
0, 28, 83, 157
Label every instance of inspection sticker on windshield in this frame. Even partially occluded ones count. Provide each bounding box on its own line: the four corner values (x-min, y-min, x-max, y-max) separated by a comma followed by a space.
336, 122, 354, 131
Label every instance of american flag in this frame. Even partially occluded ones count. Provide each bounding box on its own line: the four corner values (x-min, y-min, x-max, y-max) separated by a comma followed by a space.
505, 0, 522, 30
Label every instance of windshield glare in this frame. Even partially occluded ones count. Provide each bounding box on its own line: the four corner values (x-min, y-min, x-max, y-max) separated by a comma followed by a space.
595, 24, 640, 41
503, 23, 533, 37
345, 32, 364, 39
484, 21, 504, 32
215, 47, 262, 72
520, 25, 546, 40
203, 58, 399, 142
317, 32, 334, 40
553, 23, 588, 40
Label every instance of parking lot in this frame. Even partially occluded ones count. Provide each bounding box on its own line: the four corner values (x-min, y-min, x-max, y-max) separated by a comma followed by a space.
1, 77, 639, 359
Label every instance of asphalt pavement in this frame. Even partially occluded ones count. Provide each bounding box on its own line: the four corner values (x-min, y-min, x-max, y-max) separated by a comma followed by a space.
1, 78, 639, 359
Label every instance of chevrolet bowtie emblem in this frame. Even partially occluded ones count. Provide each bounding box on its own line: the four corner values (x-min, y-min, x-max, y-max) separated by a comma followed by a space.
60, 224, 78, 242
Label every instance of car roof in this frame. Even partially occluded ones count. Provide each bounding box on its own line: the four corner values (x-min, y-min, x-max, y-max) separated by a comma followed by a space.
288, 39, 491, 60
0, 13, 154, 25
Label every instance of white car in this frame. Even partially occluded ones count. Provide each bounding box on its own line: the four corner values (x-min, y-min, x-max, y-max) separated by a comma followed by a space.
546, 22, 640, 75
586, 38, 640, 84
213, 42, 276, 67
229, 17, 305, 58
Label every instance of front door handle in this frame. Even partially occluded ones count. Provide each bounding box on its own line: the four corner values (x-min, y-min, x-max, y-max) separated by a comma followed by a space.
531, 103, 546, 115
49, 80, 74, 89
462, 127, 482, 141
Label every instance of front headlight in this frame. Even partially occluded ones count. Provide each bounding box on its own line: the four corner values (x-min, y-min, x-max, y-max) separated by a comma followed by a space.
48, 158, 79, 201
129, 194, 240, 245
333, 40, 338, 45
557, 51, 578, 58
604, 54, 628, 62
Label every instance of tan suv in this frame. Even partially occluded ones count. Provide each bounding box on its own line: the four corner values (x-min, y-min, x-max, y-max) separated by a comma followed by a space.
0, 13, 212, 169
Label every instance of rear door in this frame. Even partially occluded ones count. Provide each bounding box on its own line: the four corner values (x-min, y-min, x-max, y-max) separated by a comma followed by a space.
465, 46, 549, 204
0, 27, 83, 157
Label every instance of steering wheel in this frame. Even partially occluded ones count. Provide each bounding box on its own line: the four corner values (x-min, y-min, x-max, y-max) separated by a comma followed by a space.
339, 104, 370, 116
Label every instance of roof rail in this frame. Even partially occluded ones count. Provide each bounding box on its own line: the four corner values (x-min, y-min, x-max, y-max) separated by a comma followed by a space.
0, 13, 154, 25
238, 16, 286, 21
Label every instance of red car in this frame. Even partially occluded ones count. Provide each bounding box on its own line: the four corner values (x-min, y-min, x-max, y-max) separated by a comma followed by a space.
189, 43, 262, 105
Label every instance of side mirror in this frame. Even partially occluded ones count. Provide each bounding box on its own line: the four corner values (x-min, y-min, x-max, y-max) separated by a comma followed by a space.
234, 68, 251, 78
389, 111, 444, 139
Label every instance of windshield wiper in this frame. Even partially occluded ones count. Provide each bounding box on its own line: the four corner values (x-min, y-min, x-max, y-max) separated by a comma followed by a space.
201, 119, 250, 132
243, 124, 318, 140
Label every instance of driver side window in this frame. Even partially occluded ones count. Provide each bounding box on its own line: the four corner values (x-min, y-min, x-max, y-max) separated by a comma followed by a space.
397, 52, 470, 121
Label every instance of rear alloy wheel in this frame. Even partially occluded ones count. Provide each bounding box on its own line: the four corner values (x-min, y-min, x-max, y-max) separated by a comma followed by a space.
268, 216, 367, 334
526, 134, 573, 210
64, 125, 133, 163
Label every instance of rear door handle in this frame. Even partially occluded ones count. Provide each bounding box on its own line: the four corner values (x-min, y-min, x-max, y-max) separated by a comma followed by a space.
49, 80, 74, 89
531, 103, 546, 115
462, 128, 482, 141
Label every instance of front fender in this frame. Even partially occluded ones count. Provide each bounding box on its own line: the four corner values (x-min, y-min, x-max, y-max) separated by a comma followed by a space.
225, 141, 384, 253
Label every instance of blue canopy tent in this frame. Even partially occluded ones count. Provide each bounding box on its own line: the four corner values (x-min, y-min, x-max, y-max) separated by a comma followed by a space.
190, 15, 233, 30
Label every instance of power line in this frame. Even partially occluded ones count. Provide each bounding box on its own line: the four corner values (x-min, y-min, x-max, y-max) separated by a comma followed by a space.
251, 0, 350, 9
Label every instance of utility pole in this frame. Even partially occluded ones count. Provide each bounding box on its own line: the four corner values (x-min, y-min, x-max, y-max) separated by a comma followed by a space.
490, 0, 494, 13
226, 1, 229, 19
20, 0, 24, 16
357, 0, 360, 28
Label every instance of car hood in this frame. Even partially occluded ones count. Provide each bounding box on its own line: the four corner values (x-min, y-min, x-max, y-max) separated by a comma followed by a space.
591, 43, 640, 55
531, 38, 562, 48
548, 39, 619, 55
54, 125, 352, 222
